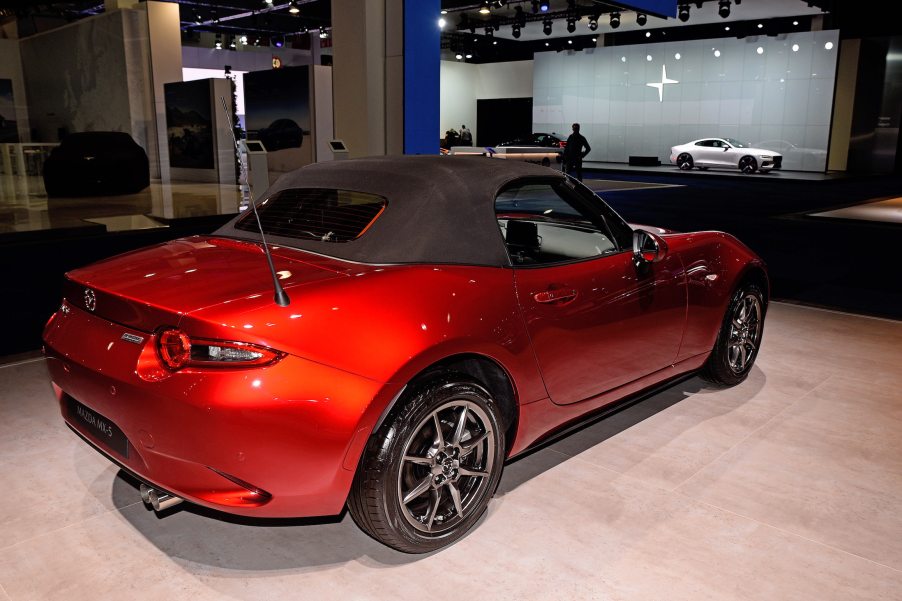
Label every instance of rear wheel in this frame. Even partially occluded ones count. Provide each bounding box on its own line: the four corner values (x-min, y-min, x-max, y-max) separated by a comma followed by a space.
739, 156, 758, 174
701, 284, 765, 386
677, 153, 694, 170
541, 157, 551, 167
348, 375, 505, 553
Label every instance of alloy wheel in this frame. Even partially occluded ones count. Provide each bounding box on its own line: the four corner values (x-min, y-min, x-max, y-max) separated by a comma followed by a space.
739, 156, 757, 174
727, 293, 762, 373
396, 400, 496, 534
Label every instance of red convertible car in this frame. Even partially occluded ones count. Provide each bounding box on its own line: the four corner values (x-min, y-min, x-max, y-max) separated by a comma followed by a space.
43, 156, 767, 553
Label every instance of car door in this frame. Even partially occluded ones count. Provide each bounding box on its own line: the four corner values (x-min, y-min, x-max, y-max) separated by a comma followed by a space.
497, 179, 685, 406
717, 139, 739, 166
693, 140, 716, 165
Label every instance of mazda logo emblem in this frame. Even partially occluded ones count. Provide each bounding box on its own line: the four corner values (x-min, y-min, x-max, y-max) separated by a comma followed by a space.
84, 288, 97, 312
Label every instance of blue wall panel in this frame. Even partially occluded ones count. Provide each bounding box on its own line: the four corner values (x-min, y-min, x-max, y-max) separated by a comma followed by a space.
404, 0, 440, 155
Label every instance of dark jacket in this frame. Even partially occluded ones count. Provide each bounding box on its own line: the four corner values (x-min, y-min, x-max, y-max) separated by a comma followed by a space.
564, 132, 591, 163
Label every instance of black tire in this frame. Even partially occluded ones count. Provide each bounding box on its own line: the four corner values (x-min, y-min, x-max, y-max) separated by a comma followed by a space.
738, 155, 757, 174
677, 153, 694, 170
348, 374, 505, 553
701, 284, 766, 386
541, 157, 551, 167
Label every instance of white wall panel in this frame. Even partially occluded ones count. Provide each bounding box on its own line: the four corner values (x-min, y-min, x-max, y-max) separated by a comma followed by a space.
533, 30, 839, 171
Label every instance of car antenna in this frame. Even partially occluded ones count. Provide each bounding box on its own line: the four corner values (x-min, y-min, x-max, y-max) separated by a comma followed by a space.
218, 96, 290, 307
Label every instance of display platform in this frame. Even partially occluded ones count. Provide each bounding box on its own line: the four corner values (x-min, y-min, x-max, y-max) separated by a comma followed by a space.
583, 161, 853, 182
2, 302, 900, 600
808, 196, 902, 225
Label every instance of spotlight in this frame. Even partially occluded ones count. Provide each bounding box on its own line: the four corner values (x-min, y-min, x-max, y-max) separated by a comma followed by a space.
588, 14, 598, 31
636, 13, 647, 26
466, 53, 473, 59
263, 0, 273, 4
288, 0, 299, 15
239, 34, 248, 45
456, 53, 463, 60
566, 17, 576, 33
194, 11, 201, 24
610, 12, 620, 29
479, 2, 490, 15
438, 17, 446, 29
718, 0, 731, 18
214, 34, 222, 49
543, 19, 552, 35
539, 1, 550, 12
512, 24, 521, 38
272, 36, 284, 48
319, 26, 328, 39
678, 4, 690, 22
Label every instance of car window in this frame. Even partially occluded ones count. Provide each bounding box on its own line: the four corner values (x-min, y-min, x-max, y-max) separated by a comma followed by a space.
724, 137, 747, 148
495, 180, 628, 266
235, 188, 387, 243
695, 140, 712, 147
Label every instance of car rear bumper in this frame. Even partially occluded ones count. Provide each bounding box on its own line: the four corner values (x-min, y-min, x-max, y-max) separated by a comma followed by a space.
43, 307, 386, 518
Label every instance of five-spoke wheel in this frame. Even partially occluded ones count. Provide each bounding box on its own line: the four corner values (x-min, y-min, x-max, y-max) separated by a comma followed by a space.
677, 153, 694, 170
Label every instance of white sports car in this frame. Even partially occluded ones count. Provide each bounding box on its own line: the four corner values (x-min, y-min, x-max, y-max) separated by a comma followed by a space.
670, 138, 782, 174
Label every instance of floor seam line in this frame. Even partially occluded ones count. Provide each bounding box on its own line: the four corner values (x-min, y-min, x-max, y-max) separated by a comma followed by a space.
0, 357, 43, 370
677, 492, 902, 575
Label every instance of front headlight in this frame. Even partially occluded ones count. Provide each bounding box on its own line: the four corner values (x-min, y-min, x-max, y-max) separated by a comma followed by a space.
760, 155, 773, 159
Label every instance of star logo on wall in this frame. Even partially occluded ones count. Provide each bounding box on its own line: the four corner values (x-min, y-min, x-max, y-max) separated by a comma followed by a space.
646, 65, 678, 102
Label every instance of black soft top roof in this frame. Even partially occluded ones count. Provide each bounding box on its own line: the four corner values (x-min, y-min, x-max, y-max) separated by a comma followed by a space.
215, 155, 564, 266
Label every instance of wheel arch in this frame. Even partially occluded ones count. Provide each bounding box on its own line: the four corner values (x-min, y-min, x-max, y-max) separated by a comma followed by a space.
736, 262, 770, 311
376, 352, 520, 457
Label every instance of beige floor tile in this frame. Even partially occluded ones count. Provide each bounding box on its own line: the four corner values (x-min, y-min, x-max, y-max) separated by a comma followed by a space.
0, 360, 62, 459
2, 458, 900, 601
678, 375, 902, 570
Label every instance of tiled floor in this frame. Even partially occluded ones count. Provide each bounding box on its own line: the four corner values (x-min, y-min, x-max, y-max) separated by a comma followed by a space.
1, 303, 900, 600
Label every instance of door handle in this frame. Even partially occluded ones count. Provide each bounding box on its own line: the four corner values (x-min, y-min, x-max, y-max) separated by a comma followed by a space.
534, 289, 578, 304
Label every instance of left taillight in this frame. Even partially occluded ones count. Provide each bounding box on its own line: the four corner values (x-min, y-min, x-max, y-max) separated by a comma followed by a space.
156, 327, 284, 371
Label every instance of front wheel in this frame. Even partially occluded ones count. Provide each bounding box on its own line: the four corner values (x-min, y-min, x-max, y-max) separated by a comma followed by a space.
348, 376, 505, 553
739, 155, 758, 174
677, 153, 694, 170
701, 284, 765, 386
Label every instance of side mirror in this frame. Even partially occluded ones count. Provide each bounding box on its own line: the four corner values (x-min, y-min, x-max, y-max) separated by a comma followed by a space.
723, 146, 730, 152
633, 229, 668, 265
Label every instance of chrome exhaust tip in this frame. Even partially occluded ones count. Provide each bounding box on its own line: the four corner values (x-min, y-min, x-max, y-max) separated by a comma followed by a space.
139, 483, 183, 512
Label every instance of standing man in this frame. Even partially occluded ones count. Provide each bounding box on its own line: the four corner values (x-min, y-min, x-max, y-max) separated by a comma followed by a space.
564, 123, 591, 181
460, 124, 473, 146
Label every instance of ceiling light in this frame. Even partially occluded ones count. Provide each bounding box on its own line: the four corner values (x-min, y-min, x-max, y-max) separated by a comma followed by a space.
756, 46, 764, 54
319, 26, 328, 38
214, 34, 222, 50
288, 1, 299, 15
264, 0, 273, 4
621, 56, 626, 62
645, 31, 651, 38
239, 35, 248, 45
792, 20, 799, 26
479, 6, 491, 15
539, 1, 550, 13
674, 52, 681, 59
757, 23, 763, 29
791, 43, 799, 52
825, 41, 834, 50
610, 12, 621, 29
714, 49, 721, 57
512, 24, 521, 38
543, 19, 552, 35
455, 53, 463, 60
724, 26, 730, 31
229, 36, 236, 49
646, 54, 652, 61
566, 17, 576, 33
466, 53, 473, 59
545, 42, 549, 46
438, 17, 446, 28
592, 37, 597, 43
678, 4, 690, 22
718, 0, 731, 18
588, 15, 598, 31
441, 9, 447, 15
637, 13, 647, 26
568, 40, 572, 44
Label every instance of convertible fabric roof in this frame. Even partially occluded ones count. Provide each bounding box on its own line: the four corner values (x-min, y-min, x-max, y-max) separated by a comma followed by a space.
215, 155, 564, 267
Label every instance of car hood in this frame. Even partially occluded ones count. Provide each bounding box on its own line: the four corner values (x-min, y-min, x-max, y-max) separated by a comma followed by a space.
64, 236, 347, 330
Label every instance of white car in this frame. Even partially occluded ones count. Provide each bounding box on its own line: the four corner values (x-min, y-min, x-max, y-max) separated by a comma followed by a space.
670, 138, 782, 174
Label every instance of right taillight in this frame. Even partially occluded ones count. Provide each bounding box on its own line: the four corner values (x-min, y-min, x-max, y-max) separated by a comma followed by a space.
155, 327, 284, 371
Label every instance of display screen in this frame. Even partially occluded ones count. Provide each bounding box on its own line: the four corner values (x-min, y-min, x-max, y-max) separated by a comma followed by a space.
329, 140, 347, 151
245, 141, 265, 152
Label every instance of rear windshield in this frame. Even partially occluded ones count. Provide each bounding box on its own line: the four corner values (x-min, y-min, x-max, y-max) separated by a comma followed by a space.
235, 188, 386, 243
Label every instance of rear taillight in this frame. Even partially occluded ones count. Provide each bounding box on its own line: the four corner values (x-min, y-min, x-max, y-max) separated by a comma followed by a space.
156, 327, 284, 371
558, 141, 567, 148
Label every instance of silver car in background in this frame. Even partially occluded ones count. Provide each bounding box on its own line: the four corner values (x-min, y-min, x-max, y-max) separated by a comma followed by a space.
670, 138, 782, 174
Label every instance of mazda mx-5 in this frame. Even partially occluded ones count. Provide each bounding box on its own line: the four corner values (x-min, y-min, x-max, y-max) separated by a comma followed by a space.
43, 156, 767, 553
